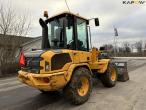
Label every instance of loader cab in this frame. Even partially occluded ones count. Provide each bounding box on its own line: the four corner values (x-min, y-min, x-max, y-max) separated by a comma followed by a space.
40, 12, 95, 51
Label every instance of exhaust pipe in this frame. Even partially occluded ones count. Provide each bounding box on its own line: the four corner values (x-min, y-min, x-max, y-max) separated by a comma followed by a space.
39, 18, 50, 49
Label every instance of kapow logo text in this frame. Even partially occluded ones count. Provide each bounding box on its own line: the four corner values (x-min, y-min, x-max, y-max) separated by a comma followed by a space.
123, 0, 145, 4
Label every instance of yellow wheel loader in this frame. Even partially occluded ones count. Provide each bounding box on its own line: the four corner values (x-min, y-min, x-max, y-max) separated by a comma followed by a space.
18, 11, 129, 105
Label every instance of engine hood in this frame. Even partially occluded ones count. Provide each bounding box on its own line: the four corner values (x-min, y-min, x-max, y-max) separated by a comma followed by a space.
24, 50, 45, 58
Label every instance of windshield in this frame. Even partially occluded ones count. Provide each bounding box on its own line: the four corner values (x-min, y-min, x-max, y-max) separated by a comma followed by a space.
47, 17, 74, 49
48, 17, 64, 48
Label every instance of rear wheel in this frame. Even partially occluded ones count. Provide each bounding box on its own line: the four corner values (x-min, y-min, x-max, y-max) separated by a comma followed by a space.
64, 67, 92, 105
99, 62, 117, 87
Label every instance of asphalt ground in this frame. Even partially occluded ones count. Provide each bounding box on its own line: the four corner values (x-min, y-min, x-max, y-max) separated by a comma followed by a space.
0, 59, 146, 110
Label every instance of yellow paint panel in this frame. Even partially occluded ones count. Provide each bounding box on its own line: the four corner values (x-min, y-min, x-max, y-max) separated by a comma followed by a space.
18, 70, 67, 91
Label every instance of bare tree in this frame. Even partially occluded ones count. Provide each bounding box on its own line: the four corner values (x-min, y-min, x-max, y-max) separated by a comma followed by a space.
130, 43, 135, 53
144, 42, 146, 53
134, 41, 143, 53
122, 42, 131, 53
0, 36, 23, 76
101, 44, 114, 56
102, 44, 114, 52
0, 2, 31, 76
0, 3, 31, 36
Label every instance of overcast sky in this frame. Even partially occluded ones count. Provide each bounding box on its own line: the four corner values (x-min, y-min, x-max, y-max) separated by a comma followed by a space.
0, 0, 146, 47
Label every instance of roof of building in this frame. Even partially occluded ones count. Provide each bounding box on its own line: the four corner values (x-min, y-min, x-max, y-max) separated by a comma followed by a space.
21, 36, 41, 47
0, 34, 34, 47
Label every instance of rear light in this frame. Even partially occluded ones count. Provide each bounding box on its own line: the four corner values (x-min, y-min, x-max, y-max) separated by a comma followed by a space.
19, 50, 25, 67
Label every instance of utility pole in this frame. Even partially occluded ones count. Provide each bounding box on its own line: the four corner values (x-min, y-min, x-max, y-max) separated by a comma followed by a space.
114, 28, 118, 57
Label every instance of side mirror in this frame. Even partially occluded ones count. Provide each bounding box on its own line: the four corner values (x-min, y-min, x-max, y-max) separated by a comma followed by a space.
95, 18, 99, 26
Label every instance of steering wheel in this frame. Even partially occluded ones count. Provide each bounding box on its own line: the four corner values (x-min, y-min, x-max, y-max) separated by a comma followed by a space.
67, 40, 74, 48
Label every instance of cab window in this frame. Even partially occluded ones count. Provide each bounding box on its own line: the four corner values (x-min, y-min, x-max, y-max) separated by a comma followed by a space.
76, 18, 88, 51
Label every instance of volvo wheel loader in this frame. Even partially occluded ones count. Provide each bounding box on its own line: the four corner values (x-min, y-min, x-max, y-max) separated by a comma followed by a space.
18, 11, 129, 105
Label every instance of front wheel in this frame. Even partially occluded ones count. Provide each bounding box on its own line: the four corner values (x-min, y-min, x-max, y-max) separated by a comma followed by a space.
99, 62, 117, 87
64, 67, 92, 105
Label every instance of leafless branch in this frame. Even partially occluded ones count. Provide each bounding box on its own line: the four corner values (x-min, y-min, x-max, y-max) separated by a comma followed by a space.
0, 2, 31, 36
0, 2, 32, 75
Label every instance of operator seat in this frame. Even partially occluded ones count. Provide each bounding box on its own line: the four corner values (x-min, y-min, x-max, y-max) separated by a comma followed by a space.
51, 28, 63, 48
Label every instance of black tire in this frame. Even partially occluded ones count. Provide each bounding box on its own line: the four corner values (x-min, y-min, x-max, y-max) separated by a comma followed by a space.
64, 67, 92, 105
99, 62, 117, 87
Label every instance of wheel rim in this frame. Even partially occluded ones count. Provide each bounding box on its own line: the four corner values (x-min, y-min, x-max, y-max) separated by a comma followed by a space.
77, 76, 89, 96
109, 67, 116, 81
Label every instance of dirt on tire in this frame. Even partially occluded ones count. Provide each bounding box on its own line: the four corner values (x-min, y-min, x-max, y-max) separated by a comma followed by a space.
64, 67, 92, 105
